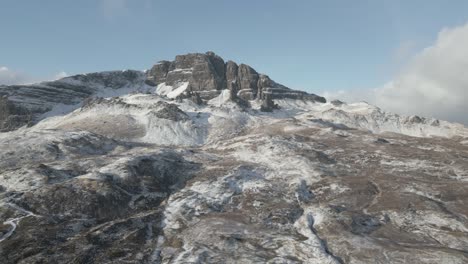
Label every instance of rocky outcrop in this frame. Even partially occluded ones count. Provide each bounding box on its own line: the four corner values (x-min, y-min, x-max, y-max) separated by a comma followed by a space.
150, 101, 189, 121
225, 60, 239, 93
0, 96, 31, 132
331, 100, 345, 106
147, 52, 225, 91
237, 64, 260, 100
146, 51, 326, 103
260, 93, 279, 112
146, 61, 171, 86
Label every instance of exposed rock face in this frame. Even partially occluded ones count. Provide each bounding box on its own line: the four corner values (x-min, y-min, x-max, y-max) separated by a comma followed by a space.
0, 70, 152, 132
331, 99, 345, 106
66, 70, 143, 89
150, 101, 189, 121
81, 96, 137, 110
146, 61, 171, 85
237, 64, 260, 100
190, 52, 226, 93
225, 60, 239, 93
0, 96, 31, 131
147, 52, 226, 93
146, 51, 326, 103
260, 93, 278, 112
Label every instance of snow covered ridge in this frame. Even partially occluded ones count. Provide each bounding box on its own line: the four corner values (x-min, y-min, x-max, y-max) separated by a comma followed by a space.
27, 91, 466, 150
0, 70, 155, 131
2, 50, 465, 138
2, 76, 468, 140
274, 100, 468, 138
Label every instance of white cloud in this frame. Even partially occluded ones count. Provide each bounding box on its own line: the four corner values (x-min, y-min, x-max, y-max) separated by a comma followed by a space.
54, 71, 68, 80
0, 66, 31, 85
322, 89, 375, 105
0, 67, 68, 85
326, 22, 468, 125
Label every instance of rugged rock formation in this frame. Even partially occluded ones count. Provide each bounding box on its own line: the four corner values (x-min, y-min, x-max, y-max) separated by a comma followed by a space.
0, 52, 327, 133
0, 96, 31, 131
146, 51, 326, 103
260, 93, 278, 112
146, 52, 226, 100
225, 60, 239, 93
0, 70, 152, 132
150, 101, 189, 122
331, 99, 345, 106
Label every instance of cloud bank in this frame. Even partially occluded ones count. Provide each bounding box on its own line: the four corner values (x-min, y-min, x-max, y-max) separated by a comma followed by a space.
326, 22, 468, 125
0, 67, 68, 85
0, 67, 31, 85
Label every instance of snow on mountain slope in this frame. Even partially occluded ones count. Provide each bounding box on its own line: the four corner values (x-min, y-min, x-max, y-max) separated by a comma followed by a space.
33, 93, 256, 147
1, 59, 468, 263
155, 82, 189, 99
275, 99, 468, 138
0, 70, 154, 131
29, 90, 468, 147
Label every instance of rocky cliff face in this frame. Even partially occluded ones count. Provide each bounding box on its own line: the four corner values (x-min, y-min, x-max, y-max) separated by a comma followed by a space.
146, 51, 326, 102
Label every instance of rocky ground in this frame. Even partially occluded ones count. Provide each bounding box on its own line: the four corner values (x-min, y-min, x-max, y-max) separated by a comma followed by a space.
0, 52, 467, 263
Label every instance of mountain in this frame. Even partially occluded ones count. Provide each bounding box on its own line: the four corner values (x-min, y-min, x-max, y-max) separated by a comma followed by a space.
0, 52, 325, 132
0, 70, 151, 132
0, 52, 467, 263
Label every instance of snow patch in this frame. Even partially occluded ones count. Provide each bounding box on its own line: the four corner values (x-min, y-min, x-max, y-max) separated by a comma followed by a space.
156, 82, 189, 99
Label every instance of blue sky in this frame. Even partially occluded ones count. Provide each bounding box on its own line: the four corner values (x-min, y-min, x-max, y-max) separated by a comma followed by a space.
1, 0, 468, 93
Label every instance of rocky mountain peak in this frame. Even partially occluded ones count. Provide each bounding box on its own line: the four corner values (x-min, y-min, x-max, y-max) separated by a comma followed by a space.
146, 51, 326, 103
0, 52, 329, 132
